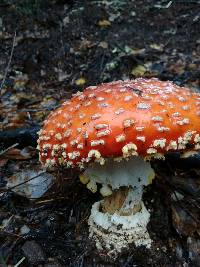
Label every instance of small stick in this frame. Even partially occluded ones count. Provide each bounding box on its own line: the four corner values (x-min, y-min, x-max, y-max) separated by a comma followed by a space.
0, 143, 19, 157
14, 257, 26, 267
0, 31, 16, 92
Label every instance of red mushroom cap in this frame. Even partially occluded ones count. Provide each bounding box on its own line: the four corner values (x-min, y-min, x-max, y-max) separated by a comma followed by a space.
37, 78, 200, 169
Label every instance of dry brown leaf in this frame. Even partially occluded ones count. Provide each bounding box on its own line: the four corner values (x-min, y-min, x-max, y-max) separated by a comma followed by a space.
98, 19, 111, 27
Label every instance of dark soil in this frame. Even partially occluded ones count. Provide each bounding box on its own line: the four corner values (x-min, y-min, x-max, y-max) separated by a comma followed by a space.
0, 1, 200, 266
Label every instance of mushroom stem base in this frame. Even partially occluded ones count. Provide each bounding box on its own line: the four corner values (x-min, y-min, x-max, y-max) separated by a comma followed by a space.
89, 200, 151, 257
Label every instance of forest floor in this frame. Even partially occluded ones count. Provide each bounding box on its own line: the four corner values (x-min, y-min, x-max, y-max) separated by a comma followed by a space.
0, 1, 200, 266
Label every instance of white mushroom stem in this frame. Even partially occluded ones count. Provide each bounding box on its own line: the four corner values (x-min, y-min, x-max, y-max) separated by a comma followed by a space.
81, 156, 155, 256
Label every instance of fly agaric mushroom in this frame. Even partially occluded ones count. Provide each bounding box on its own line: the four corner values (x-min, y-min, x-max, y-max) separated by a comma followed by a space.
37, 78, 200, 256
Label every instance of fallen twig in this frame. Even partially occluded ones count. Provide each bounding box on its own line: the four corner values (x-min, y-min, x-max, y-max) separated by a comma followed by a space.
0, 31, 16, 93
0, 143, 19, 157
14, 257, 26, 267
